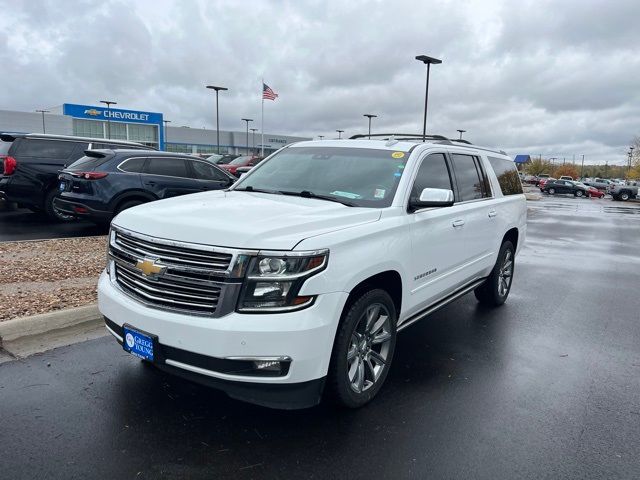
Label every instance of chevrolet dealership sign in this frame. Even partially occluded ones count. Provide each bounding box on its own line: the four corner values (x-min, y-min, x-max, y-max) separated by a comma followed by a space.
63, 103, 162, 125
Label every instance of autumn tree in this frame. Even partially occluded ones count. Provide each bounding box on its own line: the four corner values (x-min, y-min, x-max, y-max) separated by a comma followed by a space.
552, 165, 580, 179
525, 158, 553, 176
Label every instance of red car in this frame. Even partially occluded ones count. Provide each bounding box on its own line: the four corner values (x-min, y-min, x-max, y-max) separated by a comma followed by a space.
575, 182, 605, 198
538, 177, 556, 191
219, 155, 264, 176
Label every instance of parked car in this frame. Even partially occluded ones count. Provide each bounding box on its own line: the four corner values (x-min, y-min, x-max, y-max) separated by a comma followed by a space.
218, 155, 264, 176
54, 150, 236, 225
574, 182, 605, 198
538, 177, 556, 190
235, 165, 253, 178
0, 133, 153, 220
543, 179, 587, 197
207, 154, 240, 165
99, 135, 527, 409
559, 175, 574, 181
535, 174, 551, 186
610, 183, 639, 201
583, 178, 613, 192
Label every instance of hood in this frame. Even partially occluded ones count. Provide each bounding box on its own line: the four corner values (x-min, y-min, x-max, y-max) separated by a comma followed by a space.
113, 190, 381, 250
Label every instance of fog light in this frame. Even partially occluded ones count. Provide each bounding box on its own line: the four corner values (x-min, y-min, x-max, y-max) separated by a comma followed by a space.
253, 360, 281, 371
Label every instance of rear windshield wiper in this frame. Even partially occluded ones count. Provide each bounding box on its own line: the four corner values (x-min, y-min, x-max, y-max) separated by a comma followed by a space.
233, 186, 282, 195
278, 190, 356, 207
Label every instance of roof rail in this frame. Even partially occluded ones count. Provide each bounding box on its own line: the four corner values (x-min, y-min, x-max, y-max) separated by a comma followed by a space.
451, 139, 472, 145
349, 133, 451, 142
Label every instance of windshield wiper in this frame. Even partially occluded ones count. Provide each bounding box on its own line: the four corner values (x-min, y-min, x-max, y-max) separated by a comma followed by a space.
278, 190, 356, 207
233, 186, 281, 195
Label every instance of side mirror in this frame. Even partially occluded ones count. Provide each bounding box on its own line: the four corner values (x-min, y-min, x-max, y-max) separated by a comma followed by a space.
409, 188, 454, 211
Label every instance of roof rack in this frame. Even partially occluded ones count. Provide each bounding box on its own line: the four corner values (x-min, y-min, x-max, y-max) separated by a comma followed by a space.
347, 132, 508, 156
349, 133, 451, 142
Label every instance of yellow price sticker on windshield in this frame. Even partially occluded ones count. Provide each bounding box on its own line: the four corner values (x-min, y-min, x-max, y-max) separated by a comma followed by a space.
391, 152, 405, 159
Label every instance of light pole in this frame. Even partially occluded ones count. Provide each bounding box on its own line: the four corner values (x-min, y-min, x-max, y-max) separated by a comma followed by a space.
581, 154, 585, 178
456, 129, 466, 140
250, 128, 258, 155
35, 110, 49, 134
99, 100, 117, 139
629, 146, 635, 175
415, 55, 442, 141
363, 114, 377, 139
163, 120, 171, 150
206, 85, 228, 154
241, 118, 253, 155
336, 129, 344, 139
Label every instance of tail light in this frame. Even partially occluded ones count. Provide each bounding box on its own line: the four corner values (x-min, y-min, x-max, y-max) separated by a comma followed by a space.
3, 156, 17, 175
72, 172, 109, 180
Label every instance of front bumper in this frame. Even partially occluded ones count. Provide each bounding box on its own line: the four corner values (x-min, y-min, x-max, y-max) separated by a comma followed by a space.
98, 271, 348, 408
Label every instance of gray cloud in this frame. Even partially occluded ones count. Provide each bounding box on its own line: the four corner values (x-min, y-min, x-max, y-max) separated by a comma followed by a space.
0, 0, 638, 164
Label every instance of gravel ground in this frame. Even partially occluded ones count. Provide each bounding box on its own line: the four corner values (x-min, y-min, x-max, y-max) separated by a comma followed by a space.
0, 236, 107, 321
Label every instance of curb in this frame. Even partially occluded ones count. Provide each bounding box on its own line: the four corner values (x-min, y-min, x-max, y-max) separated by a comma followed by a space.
0, 304, 101, 344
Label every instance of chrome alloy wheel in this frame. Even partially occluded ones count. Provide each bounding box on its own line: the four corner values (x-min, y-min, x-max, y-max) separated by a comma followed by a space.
347, 303, 392, 393
498, 250, 514, 297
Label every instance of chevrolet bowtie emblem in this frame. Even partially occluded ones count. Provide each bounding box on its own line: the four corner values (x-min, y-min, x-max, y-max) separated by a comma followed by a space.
135, 258, 167, 277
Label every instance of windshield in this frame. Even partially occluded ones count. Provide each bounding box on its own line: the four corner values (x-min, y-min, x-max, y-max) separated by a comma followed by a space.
233, 146, 409, 208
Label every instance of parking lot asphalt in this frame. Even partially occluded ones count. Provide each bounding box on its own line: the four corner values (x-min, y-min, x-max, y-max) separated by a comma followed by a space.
0, 205, 106, 241
1, 196, 640, 479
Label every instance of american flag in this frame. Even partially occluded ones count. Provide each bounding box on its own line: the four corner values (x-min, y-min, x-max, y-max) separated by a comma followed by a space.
263, 83, 278, 101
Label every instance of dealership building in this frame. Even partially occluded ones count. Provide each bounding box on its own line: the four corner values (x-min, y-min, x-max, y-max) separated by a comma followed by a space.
0, 103, 310, 155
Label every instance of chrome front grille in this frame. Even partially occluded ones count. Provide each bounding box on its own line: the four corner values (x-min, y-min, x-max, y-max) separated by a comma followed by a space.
114, 262, 222, 315
108, 227, 247, 316
113, 229, 233, 274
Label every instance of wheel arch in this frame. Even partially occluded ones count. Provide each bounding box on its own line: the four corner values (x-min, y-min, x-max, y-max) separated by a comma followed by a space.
110, 190, 157, 212
341, 270, 403, 320
502, 227, 519, 251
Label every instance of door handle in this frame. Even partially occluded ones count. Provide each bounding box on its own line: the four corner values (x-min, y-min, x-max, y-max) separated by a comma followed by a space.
452, 219, 465, 228
145, 181, 156, 186
488, 210, 497, 218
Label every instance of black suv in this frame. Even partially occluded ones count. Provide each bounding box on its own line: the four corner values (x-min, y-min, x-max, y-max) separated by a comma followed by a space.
54, 150, 236, 225
0, 133, 153, 220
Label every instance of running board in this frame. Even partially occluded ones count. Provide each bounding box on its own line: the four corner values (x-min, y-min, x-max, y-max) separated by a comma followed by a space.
397, 278, 486, 332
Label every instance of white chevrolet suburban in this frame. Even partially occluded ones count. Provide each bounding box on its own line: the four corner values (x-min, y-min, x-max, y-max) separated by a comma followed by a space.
99, 135, 526, 409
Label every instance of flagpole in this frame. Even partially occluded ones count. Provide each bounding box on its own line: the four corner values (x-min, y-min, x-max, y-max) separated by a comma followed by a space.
261, 78, 265, 158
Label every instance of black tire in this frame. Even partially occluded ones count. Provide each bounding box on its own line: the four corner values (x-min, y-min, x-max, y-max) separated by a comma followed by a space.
575, 190, 583, 197
620, 192, 630, 201
44, 189, 75, 222
115, 199, 145, 214
474, 241, 515, 307
548, 188, 555, 195
612, 195, 619, 201
326, 289, 397, 408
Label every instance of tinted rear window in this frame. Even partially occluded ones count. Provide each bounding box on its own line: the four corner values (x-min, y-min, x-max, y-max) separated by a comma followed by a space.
119, 157, 146, 173
451, 154, 489, 201
0, 141, 12, 156
14, 138, 78, 159
146, 157, 189, 177
67, 155, 111, 171
488, 157, 523, 195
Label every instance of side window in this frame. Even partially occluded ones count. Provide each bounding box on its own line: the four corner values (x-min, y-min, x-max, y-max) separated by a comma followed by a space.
119, 158, 146, 173
15, 139, 77, 159
190, 161, 228, 181
451, 154, 489, 201
487, 156, 523, 196
145, 157, 189, 178
410, 153, 452, 202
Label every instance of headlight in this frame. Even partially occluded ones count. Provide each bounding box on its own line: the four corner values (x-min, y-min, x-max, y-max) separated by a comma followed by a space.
237, 250, 328, 312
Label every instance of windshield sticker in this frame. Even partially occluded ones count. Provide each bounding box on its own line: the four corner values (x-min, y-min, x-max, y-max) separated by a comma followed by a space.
330, 191, 363, 199
374, 188, 386, 199
394, 172, 402, 177
391, 152, 405, 159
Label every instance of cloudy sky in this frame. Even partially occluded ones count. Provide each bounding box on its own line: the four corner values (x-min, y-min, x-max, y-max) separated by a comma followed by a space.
1, 0, 639, 164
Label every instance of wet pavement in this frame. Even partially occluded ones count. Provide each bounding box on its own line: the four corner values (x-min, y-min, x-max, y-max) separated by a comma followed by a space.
0, 205, 106, 242
1, 197, 640, 479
